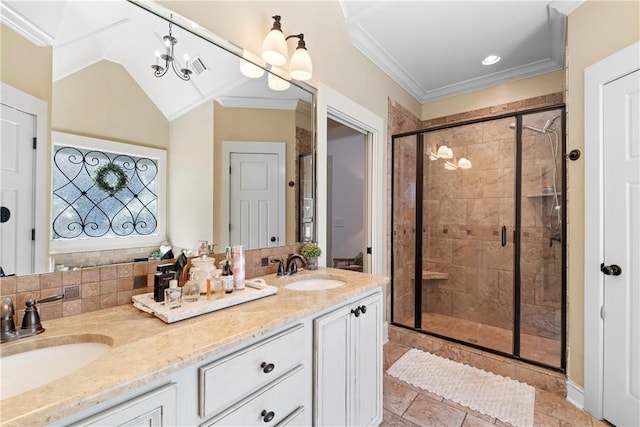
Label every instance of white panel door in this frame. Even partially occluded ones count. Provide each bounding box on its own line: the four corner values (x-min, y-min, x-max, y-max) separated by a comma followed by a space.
229, 152, 279, 249
0, 104, 35, 276
603, 69, 640, 427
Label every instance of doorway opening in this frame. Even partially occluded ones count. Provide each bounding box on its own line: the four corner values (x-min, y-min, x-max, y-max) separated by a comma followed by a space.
327, 119, 366, 273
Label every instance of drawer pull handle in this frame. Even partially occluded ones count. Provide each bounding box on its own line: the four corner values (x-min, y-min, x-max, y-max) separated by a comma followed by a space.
351, 307, 361, 317
260, 362, 275, 373
261, 409, 275, 422
360, 304, 367, 314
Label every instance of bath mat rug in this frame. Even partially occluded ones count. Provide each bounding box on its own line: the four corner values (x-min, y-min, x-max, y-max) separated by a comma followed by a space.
387, 348, 535, 427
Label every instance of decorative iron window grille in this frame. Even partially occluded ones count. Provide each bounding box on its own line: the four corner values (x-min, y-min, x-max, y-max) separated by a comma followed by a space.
52, 145, 159, 240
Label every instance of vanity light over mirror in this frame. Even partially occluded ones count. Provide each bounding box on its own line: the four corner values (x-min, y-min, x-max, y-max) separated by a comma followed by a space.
0, 0, 316, 276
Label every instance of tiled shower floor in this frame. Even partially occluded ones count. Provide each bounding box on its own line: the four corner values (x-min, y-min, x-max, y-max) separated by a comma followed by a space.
401, 312, 561, 368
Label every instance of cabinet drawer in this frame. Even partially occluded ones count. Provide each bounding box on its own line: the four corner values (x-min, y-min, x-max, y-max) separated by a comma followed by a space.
202, 365, 305, 427
200, 324, 305, 417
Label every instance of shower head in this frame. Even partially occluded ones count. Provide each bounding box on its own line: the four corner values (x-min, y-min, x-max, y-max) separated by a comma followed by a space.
508, 122, 545, 133
509, 114, 560, 134
542, 114, 561, 132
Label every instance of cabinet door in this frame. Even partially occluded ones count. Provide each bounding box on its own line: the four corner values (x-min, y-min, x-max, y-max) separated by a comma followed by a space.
314, 305, 351, 426
69, 384, 177, 427
353, 292, 383, 427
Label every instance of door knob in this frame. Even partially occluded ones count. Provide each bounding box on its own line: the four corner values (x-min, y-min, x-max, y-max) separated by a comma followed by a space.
270, 236, 276, 242
601, 263, 622, 276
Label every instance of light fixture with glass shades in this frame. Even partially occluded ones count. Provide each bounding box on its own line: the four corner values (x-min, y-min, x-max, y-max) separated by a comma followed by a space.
151, 15, 192, 81
430, 144, 472, 170
436, 144, 453, 159
261, 15, 313, 81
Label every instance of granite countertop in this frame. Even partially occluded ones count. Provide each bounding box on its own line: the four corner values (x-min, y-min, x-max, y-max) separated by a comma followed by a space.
0, 268, 388, 427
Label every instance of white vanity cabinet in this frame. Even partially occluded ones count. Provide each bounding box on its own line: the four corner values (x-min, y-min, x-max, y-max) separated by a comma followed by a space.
67, 383, 178, 427
199, 323, 311, 426
314, 290, 383, 426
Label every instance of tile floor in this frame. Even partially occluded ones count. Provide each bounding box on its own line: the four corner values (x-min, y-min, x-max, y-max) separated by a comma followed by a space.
382, 341, 612, 427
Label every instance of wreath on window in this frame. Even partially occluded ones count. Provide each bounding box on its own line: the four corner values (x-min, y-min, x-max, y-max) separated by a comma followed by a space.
93, 163, 129, 195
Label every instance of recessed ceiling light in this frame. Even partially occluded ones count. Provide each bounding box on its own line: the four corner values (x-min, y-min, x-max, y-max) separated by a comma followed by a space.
482, 54, 501, 65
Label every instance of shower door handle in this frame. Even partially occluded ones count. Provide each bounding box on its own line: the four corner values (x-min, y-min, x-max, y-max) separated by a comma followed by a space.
501, 226, 507, 247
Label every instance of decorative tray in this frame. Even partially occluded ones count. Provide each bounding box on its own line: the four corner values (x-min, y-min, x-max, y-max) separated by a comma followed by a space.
132, 278, 278, 323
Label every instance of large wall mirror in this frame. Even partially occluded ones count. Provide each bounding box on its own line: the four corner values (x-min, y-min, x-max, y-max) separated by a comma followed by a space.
1, 0, 315, 276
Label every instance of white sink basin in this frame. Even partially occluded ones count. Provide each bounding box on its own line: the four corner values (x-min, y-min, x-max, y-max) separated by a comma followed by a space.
285, 278, 346, 291
1, 341, 111, 400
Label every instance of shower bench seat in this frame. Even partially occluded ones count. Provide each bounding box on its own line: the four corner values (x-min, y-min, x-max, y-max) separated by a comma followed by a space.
422, 271, 449, 280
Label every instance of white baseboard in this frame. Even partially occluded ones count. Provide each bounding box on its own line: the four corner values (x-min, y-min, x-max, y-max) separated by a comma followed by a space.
566, 379, 585, 410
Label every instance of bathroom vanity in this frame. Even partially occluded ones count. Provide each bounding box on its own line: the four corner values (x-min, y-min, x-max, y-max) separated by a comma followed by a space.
0, 268, 386, 427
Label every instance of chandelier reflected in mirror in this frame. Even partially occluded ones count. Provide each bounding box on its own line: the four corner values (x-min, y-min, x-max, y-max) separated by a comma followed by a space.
151, 15, 192, 81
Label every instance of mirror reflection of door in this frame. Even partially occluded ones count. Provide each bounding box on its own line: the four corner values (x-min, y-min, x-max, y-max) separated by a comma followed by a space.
327, 119, 366, 272
0, 104, 35, 276
224, 142, 285, 249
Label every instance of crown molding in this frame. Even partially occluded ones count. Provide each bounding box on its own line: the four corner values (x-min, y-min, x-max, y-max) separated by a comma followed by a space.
0, 3, 53, 46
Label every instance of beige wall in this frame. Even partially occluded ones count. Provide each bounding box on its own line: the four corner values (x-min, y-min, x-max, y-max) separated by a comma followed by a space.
1, 24, 53, 106
213, 103, 297, 246
52, 60, 169, 148
566, 0, 639, 388
169, 101, 214, 251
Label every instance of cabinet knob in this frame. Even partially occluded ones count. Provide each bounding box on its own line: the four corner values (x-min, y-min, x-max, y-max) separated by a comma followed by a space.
360, 304, 367, 314
351, 307, 361, 317
260, 361, 275, 373
261, 409, 275, 422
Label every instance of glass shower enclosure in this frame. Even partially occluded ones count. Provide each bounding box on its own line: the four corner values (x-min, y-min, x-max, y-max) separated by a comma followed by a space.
391, 106, 566, 371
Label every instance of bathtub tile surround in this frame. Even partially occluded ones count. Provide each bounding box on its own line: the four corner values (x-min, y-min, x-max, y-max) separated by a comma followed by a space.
0, 244, 302, 326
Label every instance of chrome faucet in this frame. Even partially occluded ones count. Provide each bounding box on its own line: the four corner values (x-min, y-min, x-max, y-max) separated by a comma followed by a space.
285, 254, 307, 275
1, 294, 63, 343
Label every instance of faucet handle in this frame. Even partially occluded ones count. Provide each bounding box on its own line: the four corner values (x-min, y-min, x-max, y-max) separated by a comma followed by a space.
271, 258, 285, 276
21, 294, 63, 334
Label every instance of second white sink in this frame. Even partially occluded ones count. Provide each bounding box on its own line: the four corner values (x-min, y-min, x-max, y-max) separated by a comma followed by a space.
284, 278, 345, 291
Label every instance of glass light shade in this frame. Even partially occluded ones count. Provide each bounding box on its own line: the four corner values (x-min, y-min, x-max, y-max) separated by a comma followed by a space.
268, 73, 290, 91
261, 29, 287, 65
289, 47, 312, 81
458, 157, 472, 169
444, 161, 458, 170
437, 145, 453, 159
429, 151, 439, 161
240, 59, 265, 78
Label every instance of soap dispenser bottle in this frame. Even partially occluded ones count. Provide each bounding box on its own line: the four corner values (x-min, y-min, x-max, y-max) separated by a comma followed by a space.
221, 261, 234, 294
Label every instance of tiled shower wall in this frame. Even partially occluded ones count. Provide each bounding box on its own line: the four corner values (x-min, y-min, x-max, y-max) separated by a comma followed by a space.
0, 244, 302, 326
422, 117, 517, 332
390, 93, 564, 340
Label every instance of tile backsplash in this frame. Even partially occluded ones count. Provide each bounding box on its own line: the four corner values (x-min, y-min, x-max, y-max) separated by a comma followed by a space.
0, 244, 302, 325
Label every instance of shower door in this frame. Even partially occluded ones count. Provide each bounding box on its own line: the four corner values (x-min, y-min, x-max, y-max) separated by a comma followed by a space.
419, 118, 516, 356
391, 106, 566, 371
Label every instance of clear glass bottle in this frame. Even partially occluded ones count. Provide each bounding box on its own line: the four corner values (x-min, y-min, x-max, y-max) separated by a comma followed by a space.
164, 279, 182, 309
183, 271, 200, 302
